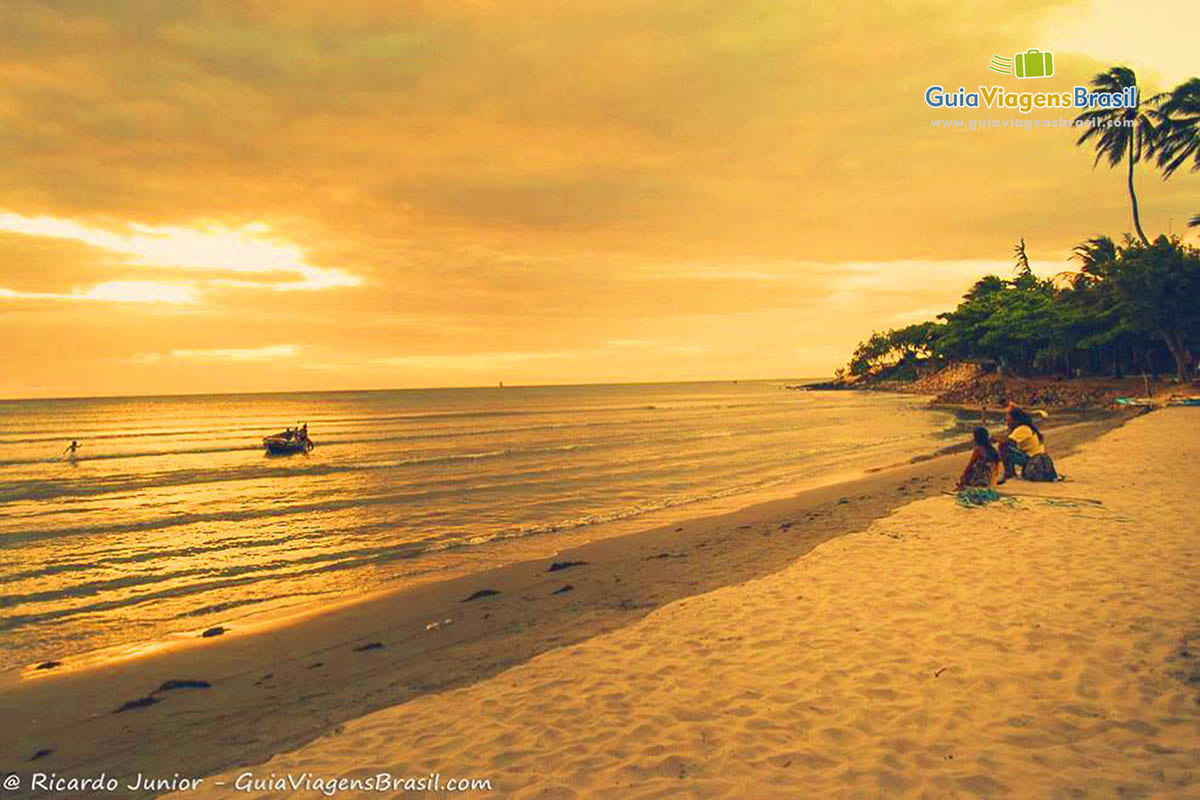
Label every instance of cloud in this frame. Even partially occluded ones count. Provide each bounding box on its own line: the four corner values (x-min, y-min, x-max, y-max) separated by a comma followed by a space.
134, 344, 299, 363
604, 338, 705, 354
0, 212, 360, 294
0, 280, 199, 304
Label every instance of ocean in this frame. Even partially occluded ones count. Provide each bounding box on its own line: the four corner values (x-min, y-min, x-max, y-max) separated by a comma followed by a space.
0, 381, 957, 669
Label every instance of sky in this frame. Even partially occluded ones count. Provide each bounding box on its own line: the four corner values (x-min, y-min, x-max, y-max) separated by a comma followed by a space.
0, 0, 1197, 398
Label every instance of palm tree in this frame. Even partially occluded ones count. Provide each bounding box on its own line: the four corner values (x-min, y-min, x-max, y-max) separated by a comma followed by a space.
1013, 237, 1031, 277
1150, 78, 1200, 228
1074, 67, 1157, 245
1067, 235, 1117, 288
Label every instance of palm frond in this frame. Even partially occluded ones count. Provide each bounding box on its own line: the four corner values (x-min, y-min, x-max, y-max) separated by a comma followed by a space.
1074, 66, 1156, 168
1153, 78, 1200, 177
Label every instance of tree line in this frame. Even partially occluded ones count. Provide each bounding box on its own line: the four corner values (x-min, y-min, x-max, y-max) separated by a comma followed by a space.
844, 67, 1200, 384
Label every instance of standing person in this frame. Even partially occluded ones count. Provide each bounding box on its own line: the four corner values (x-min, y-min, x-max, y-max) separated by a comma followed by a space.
63, 440, 80, 458
956, 426, 1002, 490
997, 406, 1057, 482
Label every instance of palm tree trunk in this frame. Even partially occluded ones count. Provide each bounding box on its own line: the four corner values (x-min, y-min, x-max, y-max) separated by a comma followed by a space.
1127, 150, 1150, 245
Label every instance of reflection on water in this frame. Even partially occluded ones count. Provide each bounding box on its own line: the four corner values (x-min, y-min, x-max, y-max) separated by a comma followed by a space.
0, 382, 955, 667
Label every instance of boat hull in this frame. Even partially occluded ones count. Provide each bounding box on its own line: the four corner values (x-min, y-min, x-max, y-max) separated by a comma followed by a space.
263, 437, 312, 455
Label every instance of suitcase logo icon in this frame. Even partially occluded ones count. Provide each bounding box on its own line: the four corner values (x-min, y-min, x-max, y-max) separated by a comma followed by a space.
987, 49, 1055, 79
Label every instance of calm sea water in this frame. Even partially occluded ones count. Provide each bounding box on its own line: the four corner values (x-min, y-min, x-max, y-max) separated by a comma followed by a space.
0, 382, 956, 669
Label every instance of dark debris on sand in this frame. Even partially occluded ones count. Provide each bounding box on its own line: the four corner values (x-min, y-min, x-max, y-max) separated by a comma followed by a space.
157, 679, 212, 692
114, 696, 161, 714
463, 589, 501, 602
354, 641, 385, 651
200, 626, 226, 638
547, 561, 588, 572
552, 585, 574, 595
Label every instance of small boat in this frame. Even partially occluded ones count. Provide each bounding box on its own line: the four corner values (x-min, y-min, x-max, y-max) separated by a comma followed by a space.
262, 427, 314, 455
1167, 396, 1200, 407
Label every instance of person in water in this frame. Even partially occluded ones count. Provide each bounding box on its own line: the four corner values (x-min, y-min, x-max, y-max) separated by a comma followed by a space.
955, 426, 1001, 490
997, 405, 1058, 482
63, 440, 80, 457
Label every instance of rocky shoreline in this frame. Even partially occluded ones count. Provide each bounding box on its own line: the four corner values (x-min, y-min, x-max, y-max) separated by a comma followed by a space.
795, 362, 1189, 412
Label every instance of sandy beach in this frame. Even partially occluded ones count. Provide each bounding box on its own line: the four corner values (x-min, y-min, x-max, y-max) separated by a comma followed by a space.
146, 407, 1199, 799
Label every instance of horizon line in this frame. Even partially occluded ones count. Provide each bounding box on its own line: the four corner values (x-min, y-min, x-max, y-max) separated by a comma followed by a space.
0, 375, 831, 404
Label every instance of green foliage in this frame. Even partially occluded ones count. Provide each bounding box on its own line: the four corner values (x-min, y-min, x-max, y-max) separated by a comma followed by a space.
844, 238, 1197, 382
847, 322, 937, 377
1105, 236, 1200, 380
933, 269, 1060, 373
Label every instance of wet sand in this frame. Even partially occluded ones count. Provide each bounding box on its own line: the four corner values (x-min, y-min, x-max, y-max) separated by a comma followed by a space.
1, 413, 1129, 798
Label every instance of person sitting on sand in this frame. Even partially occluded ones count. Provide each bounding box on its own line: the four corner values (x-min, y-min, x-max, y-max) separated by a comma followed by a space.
955, 426, 1001, 490
996, 406, 1058, 482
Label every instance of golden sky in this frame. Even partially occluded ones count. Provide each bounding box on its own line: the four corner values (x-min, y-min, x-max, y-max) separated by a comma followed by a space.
1, 0, 1197, 397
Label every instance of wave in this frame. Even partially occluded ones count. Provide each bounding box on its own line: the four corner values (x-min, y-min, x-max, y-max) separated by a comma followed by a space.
0, 420, 814, 503
0, 428, 801, 544
0, 415, 741, 467
0, 397, 804, 446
